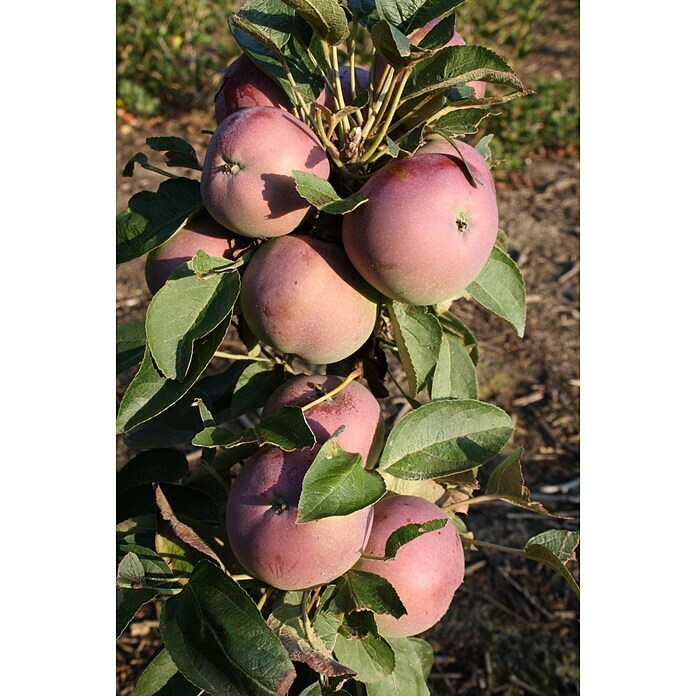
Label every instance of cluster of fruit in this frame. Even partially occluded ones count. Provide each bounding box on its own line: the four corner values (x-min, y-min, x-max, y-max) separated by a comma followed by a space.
142, 21, 499, 637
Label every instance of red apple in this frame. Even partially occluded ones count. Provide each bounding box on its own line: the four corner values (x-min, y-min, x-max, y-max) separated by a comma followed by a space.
201, 107, 330, 239
342, 152, 498, 305
262, 375, 385, 466
226, 447, 374, 590
355, 495, 465, 637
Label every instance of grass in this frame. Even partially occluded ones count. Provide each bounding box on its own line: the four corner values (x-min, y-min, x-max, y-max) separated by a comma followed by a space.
480, 78, 579, 171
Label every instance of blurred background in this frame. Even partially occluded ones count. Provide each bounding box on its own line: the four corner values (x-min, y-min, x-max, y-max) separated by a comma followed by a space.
116, 0, 579, 693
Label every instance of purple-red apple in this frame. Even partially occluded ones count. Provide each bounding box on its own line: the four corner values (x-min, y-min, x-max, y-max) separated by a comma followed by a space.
355, 495, 465, 637
214, 54, 291, 124
144, 213, 243, 294
342, 152, 498, 305
240, 234, 379, 364
417, 138, 495, 190
226, 447, 374, 590
201, 107, 330, 238
262, 375, 385, 466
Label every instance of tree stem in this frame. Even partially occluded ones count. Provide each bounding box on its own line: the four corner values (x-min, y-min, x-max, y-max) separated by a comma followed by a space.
442, 494, 501, 511
460, 535, 527, 558
214, 351, 271, 363
361, 69, 412, 163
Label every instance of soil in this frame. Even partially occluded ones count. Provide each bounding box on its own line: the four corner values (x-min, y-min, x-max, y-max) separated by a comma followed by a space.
116, 3, 579, 692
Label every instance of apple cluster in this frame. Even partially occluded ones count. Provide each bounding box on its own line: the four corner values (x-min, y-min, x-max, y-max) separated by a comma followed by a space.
225, 374, 465, 638
142, 22, 501, 637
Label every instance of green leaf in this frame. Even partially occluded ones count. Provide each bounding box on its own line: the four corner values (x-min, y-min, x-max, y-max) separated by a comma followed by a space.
375, 0, 459, 34
432, 108, 493, 138
380, 470, 445, 503
347, 0, 379, 27
229, 0, 296, 56
417, 12, 454, 49
313, 585, 344, 651
155, 534, 198, 578
431, 334, 478, 400
116, 177, 202, 265
220, 361, 287, 421
485, 448, 562, 517
117, 545, 174, 598
117, 515, 157, 546
117, 552, 146, 589
160, 561, 296, 696
334, 569, 406, 618
475, 133, 494, 162
467, 245, 526, 337
385, 136, 401, 158
132, 648, 200, 696
267, 593, 356, 677
525, 530, 580, 597
256, 406, 317, 450
388, 303, 442, 396
402, 45, 524, 102
117, 320, 147, 375
146, 262, 240, 381
117, 588, 157, 638
123, 152, 151, 178
297, 437, 386, 523
436, 310, 478, 364
154, 485, 224, 567
380, 399, 514, 479
279, 0, 350, 45
365, 636, 430, 695
370, 21, 412, 69
408, 1, 466, 34
157, 483, 221, 525
409, 637, 434, 679
117, 449, 189, 496
116, 314, 231, 434
146, 136, 201, 170
292, 171, 368, 214
193, 405, 315, 451
398, 120, 427, 154
123, 398, 204, 450
383, 518, 448, 559
333, 627, 395, 684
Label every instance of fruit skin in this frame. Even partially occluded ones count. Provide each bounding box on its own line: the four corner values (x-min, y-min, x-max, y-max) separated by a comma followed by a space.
317, 66, 370, 109
214, 54, 291, 124
240, 234, 379, 364
354, 495, 465, 637
144, 213, 241, 294
201, 107, 331, 239
342, 152, 498, 305
417, 138, 495, 190
262, 375, 385, 466
226, 447, 374, 590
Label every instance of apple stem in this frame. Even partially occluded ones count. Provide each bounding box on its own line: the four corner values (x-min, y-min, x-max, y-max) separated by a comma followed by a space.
300, 366, 363, 412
